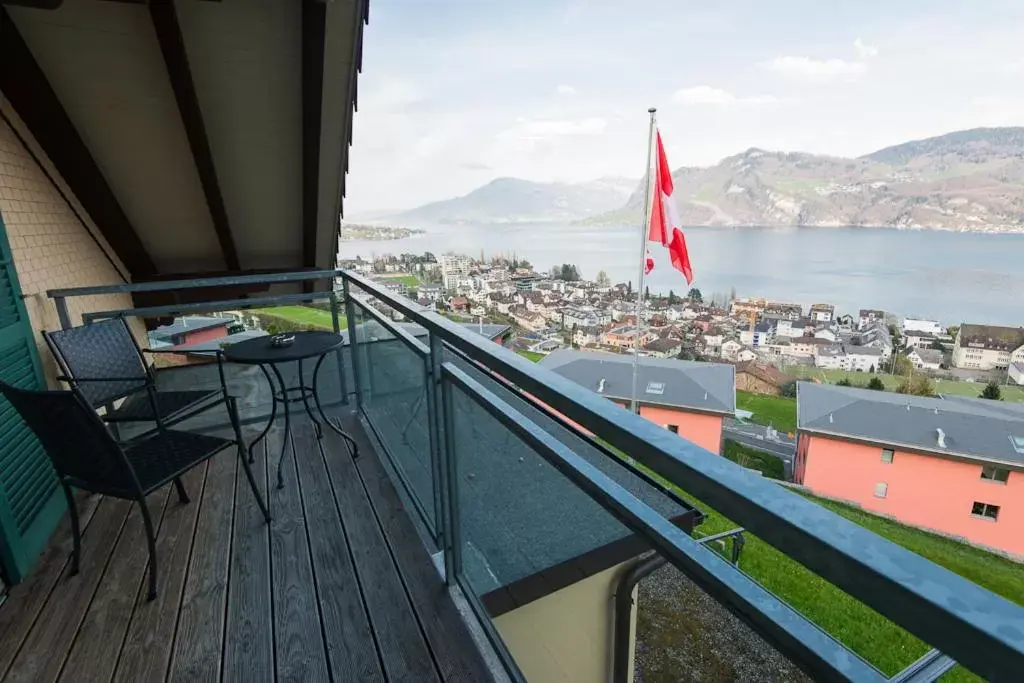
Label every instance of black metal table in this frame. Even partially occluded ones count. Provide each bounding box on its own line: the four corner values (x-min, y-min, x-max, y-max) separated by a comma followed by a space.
222, 331, 358, 488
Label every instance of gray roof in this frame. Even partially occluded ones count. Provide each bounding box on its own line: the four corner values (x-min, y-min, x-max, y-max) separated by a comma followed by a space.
150, 316, 234, 340
797, 382, 1024, 467
912, 348, 944, 364
847, 347, 884, 357
539, 349, 735, 415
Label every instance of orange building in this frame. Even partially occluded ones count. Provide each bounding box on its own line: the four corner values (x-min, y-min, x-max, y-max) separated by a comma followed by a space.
796, 383, 1024, 557
538, 349, 735, 454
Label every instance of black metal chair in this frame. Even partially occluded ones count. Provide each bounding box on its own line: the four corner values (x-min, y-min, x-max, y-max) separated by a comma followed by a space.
44, 319, 231, 445
0, 379, 269, 601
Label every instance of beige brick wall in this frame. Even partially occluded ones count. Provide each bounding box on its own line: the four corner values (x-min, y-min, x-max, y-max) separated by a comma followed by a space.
0, 112, 136, 385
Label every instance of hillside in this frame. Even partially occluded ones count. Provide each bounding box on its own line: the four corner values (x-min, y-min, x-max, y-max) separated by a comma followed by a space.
389, 176, 636, 225
585, 127, 1024, 232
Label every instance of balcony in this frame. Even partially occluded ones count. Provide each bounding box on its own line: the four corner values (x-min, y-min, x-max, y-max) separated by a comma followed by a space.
0, 269, 1020, 682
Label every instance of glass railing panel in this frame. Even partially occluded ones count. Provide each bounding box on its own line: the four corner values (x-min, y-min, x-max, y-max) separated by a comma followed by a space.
352, 300, 437, 538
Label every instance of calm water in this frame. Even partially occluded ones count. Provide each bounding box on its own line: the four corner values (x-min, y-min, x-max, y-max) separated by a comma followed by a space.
339, 224, 1024, 327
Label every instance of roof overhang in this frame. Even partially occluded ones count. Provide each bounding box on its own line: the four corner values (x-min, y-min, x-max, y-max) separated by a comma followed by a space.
0, 0, 366, 289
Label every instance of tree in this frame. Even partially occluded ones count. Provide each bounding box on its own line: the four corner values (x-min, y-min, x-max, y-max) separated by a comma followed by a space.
689, 287, 703, 303
929, 339, 946, 351
836, 378, 852, 387
596, 270, 611, 288
780, 380, 798, 398
644, 285, 651, 302
896, 375, 936, 397
980, 380, 1003, 400
626, 281, 633, 296
867, 377, 886, 391
947, 325, 960, 339
891, 354, 913, 377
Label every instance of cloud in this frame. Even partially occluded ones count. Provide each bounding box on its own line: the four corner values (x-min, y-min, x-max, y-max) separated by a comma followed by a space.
460, 161, 493, 171
500, 117, 608, 141
762, 56, 867, 81
673, 86, 780, 107
556, 84, 577, 96
853, 38, 879, 59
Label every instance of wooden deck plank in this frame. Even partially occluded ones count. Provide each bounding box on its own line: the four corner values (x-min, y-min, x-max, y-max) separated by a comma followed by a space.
113, 464, 209, 683
320, 421, 441, 683
56, 486, 173, 683
0, 492, 102, 679
165, 449, 237, 683
270, 425, 330, 682
3, 498, 133, 683
342, 420, 498, 683
222, 431, 273, 682
297, 424, 384, 683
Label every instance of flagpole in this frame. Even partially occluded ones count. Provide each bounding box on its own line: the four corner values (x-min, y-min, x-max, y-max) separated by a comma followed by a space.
631, 107, 657, 414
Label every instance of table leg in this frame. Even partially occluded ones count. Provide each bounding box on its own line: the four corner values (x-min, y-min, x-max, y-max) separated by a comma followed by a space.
298, 357, 324, 439
270, 364, 291, 489
248, 364, 278, 464
312, 352, 361, 460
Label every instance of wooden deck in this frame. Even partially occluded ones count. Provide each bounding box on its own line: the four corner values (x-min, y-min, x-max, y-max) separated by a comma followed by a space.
0, 413, 496, 683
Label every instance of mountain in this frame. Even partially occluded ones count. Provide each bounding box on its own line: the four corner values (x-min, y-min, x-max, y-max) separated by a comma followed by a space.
388, 176, 637, 225
586, 127, 1024, 232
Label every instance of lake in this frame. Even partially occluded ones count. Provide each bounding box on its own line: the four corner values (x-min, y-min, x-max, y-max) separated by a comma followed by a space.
338, 224, 1024, 327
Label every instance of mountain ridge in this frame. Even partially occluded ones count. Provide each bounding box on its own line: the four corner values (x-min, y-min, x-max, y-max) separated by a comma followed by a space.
587, 127, 1024, 232
382, 127, 1024, 232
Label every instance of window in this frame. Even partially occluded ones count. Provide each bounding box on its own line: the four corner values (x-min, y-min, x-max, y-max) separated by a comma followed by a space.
1010, 436, 1024, 455
971, 502, 1000, 521
645, 381, 665, 395
881, 448, 895, 464
874, 482, 888, 498
668, 425, 679, 434
981, 466, 1010, 484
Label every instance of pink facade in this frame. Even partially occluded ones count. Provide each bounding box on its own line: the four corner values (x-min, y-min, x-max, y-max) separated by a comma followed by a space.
614, 402, 723, 455
179, 326, 228, 346
798, 434, 1024, 557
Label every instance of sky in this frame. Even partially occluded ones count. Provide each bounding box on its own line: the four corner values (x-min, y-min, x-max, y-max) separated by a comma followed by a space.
345, 0, 1024, 214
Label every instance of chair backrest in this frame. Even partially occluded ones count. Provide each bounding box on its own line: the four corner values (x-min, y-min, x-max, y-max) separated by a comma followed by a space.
44, 319, 149, 407
0, 380, 140, 496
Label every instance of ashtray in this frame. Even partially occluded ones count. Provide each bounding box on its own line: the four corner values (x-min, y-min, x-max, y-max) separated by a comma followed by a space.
269, 333, 295, 348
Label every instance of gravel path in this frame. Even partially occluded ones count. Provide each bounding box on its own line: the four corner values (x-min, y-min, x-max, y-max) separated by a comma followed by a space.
634, 564, 811, 683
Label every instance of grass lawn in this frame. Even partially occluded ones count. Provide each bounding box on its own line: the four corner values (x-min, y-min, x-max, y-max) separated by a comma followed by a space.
655, 475, 1018, 680
252, 306, 345, 331
790, 366, 1024, 402
516, 350, 545, 363
735, 391, 797, 434
380, 273, 421, 288
722, 439, 785, 479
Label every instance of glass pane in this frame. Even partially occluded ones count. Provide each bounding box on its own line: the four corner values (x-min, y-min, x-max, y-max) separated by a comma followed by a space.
356, 302, 436, 535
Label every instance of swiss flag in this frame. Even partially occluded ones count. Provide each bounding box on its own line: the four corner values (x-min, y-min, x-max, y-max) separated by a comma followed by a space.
646, 131, 693, 284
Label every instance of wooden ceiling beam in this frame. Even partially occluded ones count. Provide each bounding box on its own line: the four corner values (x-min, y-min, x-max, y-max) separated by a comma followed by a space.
0, 6, 158, 279
150, 0, 240, 272
301, 0, 326, 277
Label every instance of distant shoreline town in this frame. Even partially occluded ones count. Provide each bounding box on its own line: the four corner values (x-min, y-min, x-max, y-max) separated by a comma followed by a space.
338, 222, 424, 241
341, 250, 1024, 394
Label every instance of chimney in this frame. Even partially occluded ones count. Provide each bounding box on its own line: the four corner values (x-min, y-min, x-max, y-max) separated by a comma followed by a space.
597, 378, 606, 393
936, 428, 946, 449
829, 413, 833, 424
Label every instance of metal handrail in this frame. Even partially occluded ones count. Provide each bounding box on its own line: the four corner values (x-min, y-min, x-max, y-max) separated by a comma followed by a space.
44, 266, 1024, 680
341, 269, 1024, 682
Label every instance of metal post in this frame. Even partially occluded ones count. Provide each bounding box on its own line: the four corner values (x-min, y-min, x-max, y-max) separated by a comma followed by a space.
438, 362, 462, 585
630, 107, 657, 413
54, 296, 72, 330
426, 334, 446, 554
342, 276, 364, 411
329, 291, 348, 405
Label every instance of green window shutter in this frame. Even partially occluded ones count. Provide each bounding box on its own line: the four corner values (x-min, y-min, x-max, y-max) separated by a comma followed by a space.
0, 217, 64, 583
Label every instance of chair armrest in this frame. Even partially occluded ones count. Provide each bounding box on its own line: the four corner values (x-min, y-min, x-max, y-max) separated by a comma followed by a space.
56, 375, 149, 383
142, 347, 223, 355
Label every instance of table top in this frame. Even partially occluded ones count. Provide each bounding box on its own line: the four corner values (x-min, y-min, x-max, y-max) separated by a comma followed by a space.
222, 330, 344, 365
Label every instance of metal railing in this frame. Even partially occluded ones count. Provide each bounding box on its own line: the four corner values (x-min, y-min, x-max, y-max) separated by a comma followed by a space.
47, 269, 1024, 682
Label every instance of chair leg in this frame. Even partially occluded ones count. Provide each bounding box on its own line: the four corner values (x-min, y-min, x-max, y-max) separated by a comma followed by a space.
139, 499, 158, 601
229, 396, 270, 523
60, 483, 81, 576
173, 477, 190, 504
